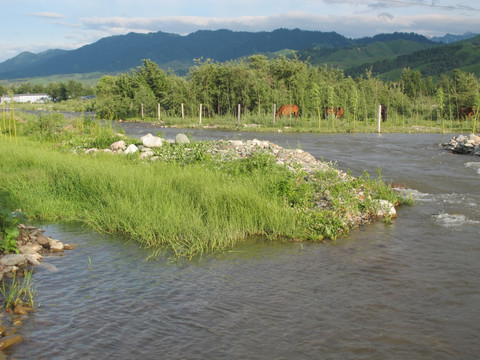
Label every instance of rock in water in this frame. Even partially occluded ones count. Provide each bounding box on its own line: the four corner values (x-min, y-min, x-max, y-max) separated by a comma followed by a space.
49, 239, 65, 253
0, 334, 23, 350
0, 254, 27, 267
372, 199, 397, 218
36, 234, 50, 247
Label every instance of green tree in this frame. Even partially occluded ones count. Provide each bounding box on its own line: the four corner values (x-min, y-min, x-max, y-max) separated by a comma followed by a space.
15, 82, 32, 94
66, 80, 84, 99
399, 68, 422, 98
452, 69, 479, 108
45, 83, 60, 102
133, 84, 157, 117
134, 59, 172, 109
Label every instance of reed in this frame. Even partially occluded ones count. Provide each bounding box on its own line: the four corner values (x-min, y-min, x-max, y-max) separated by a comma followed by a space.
0, 271, 36, 310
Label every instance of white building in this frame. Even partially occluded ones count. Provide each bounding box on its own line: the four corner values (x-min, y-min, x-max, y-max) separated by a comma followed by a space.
1, 93, 51, 103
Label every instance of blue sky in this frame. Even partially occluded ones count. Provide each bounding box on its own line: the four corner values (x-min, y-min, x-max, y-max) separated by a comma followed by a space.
1, 0, 480, 62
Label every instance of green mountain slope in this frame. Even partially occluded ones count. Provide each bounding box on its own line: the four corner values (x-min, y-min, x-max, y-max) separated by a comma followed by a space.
345, 35, 480, 79
296, 39, 438, 68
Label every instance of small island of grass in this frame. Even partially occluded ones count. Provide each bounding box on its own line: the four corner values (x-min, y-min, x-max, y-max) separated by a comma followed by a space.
0, 112, 411, 260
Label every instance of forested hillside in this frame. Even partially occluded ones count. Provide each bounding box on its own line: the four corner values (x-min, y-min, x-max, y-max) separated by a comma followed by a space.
296, 39, 437, 69
345, 35, 480, 79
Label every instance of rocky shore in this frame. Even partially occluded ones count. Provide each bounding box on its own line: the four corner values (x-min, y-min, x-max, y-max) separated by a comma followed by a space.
0, 225, 73, 352
442, 133, 480, 155
0, 225, 73, 281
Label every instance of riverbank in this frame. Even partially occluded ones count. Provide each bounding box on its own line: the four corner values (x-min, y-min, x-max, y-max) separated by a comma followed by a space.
11, 107, 478, 135
1, 224, 74, 281
0, 225, 73, 353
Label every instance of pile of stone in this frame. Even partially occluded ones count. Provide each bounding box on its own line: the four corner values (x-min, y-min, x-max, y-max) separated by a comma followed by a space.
208, 139, 338, 175
442, 134, 480, 155
82, 133, 190, 159
0, 224, 74, 281
207, 139, 396, 220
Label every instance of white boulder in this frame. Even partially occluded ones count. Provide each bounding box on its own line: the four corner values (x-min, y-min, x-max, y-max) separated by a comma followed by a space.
125, 144, 139, 154
372, 200, 397, 218
141, 133, 163, 148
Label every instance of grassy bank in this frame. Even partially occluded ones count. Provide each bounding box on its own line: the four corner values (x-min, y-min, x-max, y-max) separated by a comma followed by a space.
119, 113, 477, 134
1, 112, 409, 259
11, 103, 478, 134
1, 139, 298, 258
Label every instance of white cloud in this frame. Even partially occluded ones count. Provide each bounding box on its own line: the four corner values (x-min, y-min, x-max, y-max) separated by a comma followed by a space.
378, 12, 395, 20
77, 11, 480, 39
1, 2, 480, 63
29, 12, 66, 19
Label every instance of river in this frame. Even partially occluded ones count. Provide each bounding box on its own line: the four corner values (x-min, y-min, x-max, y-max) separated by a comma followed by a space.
9, 126, 480, 359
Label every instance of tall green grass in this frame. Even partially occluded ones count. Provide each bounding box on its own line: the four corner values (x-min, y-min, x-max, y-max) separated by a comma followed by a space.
0, 138, 301, 259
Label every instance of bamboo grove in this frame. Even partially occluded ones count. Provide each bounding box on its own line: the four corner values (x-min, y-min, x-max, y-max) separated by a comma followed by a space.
92, 56, 480, 125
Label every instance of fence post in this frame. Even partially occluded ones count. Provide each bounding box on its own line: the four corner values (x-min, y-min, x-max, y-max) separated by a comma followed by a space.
237, 104, 241, 128
199, 104, 202, 124
141, 103, 144, 119
157, 103, 161, 121
273, 103, 276, 125
181, 103, 184, 120
1, 95, 4, 137
377, 105, 382, 133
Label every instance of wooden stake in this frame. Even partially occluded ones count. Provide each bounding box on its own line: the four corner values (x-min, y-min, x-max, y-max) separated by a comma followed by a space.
377, 105, 382, 133
273, 103, 276, 125
237, 104, 241, 128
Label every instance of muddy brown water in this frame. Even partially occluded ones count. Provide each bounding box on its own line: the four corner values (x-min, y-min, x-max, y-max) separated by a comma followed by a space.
9, 128, 480, 359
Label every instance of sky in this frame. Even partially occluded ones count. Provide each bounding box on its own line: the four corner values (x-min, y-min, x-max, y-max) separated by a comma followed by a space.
1, 0, 480, 63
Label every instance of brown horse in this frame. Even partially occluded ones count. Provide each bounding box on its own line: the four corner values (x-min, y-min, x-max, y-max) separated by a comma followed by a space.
458, 106, 475, 121
336, 106, 344, 119
276, 104, 299, 120
380, 104, 388, 122
325, 106, 344, 119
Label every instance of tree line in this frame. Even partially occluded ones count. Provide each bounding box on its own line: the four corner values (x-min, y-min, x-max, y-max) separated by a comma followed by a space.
0, 80, 94, 102
94, 56, 480, 122
3, 55, 479, 122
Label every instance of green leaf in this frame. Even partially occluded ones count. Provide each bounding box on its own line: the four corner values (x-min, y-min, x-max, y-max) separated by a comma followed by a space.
5, 227, 19, 239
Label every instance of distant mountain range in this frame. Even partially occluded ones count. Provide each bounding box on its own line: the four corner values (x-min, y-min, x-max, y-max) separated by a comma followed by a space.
430, 32, 479, 43
0, 29, 478, 81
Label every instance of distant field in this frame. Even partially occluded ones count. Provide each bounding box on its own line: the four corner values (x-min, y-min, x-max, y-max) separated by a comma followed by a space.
0, 72, 106, 86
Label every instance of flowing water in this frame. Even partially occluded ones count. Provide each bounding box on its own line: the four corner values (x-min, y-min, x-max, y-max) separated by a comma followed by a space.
9, 128, 480, 359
